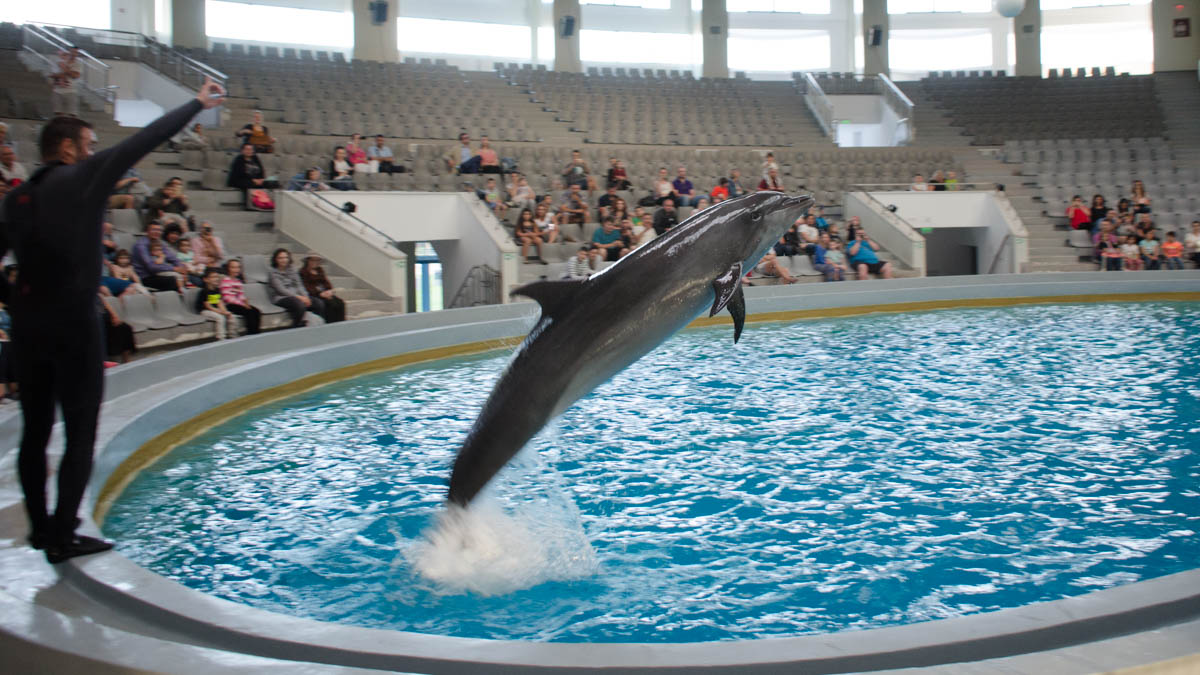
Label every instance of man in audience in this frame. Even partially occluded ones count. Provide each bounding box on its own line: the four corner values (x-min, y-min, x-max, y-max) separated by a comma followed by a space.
0, 145, 29, 184
144, 177, 192, 230
653, 199, 679, 235
562, 150, 593, 190
847, 227, 893, 280
590, 218, 626, 267
2, 77, 225, 564
597, 185, 620, 220
758, 167, 784, 192
796, 215, 820, 253
728, 169, 747, 198
446, 132, 476, 174
367, 135, 396, 174
132, 222, 190, 292
558, 183, 589, 226
672, 167, 699, 207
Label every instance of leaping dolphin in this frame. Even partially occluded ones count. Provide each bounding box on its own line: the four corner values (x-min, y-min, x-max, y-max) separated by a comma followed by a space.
448, 191, 814, 506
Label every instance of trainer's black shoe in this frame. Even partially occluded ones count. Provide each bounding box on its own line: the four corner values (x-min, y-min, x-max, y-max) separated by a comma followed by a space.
45, 535, 114, 564
28, 518, 82, 550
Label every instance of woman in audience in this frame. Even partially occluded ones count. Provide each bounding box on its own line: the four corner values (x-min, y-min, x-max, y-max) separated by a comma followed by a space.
219, 259, 262, 335
268, 248, 318, 328
227, 143, 279, 207
929, 170, 946, 191
1131, 180, 1152, 214
328, 147, 355, 191
299, 254, 345, 323
346, 133, 372, 174
514, 208, 546, 262
1120, 235, 1144, 271
235, 110, 275, 153
195, 267, 237, 340
607, 159, 630, 190
533, 203, 559, 244
609, 197, 631, 224
1089, 195, 1108, 228
193, 223, 225, 269
1116, 198, 1131, 217
477, 136, 501, 174
1066, 195, 1091, 231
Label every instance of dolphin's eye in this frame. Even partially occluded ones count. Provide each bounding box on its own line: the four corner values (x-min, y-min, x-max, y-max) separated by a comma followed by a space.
752, 211, 763, 222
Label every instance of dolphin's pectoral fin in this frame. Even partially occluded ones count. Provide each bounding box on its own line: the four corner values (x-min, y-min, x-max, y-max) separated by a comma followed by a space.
512, 279, 588, 318
710, 262, 743, 317
727, 284, 746, 344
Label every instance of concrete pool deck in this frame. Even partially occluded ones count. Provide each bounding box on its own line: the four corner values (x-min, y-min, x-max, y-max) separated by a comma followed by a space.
1, 272, 1199, 673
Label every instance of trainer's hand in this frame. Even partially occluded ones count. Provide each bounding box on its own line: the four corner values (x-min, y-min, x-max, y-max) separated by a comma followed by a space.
196, 76, 226, 109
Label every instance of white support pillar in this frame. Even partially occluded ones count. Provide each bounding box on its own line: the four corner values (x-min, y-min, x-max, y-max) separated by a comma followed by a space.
1014, 0, 1041, 77
353, 0, 398, 63
1152, 0, 1200, 72
172, 0, 206, 50
862, 0, 889, 77
553, 0, 582, 73
701, 0, 728, 79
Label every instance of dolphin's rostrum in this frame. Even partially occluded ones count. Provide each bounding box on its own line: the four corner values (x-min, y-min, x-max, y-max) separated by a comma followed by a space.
448, 191, 814, 506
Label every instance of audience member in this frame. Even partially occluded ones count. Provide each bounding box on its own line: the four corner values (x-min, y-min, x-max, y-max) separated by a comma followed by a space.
728, 169, 747, 198
367, 134, 396, 174
1067, 195, 1090, 230
228, 143, 280, 205
653, 167, 675, 205
109, 168, 143, 209
1089, 195, 1108, 228
0, 145, 29, 184
824, 236, 850, 281
672, 167, 699, 207
195, 267, 237, 340
508, 173, 537, 214
174, 122, 209, 151
477, 135, 502, 174
1094, 223, 1121, 270
1120, 235, 1143, 271
144, 177, 192, 230
101, 221, 118, 260
1161, 231, 1184, 270
710, 177, 730, 201
812, 233, 844, 282
590, 218, 626, 266
847, 228, 894, 280
761, 152, 779, 180
758, 168, 784, 192
327, 146, 355, 190
944, 170, 960, 191
235, 111, 275, 153
533, 202, 559, 243
564, 246, 592, 279
193, 222, 225, 269
910, 174, 929, 192
1138, 228, 1161, 270
100, 295, 136, 363
288, 167, 329, 191
653, 199, 678, 235
104, 249, 148, 296
562, 150, 594, 190
558, 184, 589, 227
753, 250, 797, 284
345, 133, 371, 174
1185, 221, 1200, 268
774, 223, 802, 257
597, 185, 620, 219
514, 208, 547, 262
609, 197, 631, 224
929, 170, 947, 191
481, 177, 507, 219
268, 248, 314, 328
1131, 180, 1152, 214
300, 254, 346, 323
447, 132, 476, 174
49, 48, 81, 116
131, 223, 188, 292
797, 215, 820, 250
219, 259, 262, 335
607, 158, 630, 190
174, 238, 205, 287
694, 197, 710, 212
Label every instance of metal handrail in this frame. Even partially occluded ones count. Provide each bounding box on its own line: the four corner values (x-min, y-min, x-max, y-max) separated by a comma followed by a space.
801, 72, 834, 140
876, 73, 914, 146
20, 23, 115, 112
449, 264, 501, 308
306, 191, 400, 250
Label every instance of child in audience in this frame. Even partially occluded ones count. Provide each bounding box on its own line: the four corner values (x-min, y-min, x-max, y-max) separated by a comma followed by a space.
564, 246, 592, 279
483, 177, 507, 219
1186, 221, 1200, 268
825, 239, 849, 281
175, 237, 205, 285
1120, 235, 1143, 271
109, 249, 150, 295
150, 241, 186, 292
219, 259, 262, 335
1138, 230, 1162, 270
514, 208, 546, 263
195, 267, 236, 340
1097, 229, 1122, 271
1161, 231, 1184, 270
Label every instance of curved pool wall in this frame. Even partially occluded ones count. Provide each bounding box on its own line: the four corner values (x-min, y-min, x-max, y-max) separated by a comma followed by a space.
2, 271, 1200, 674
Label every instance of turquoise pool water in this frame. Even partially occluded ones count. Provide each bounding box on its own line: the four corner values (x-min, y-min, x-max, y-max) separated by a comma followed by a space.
103, 302, 1200, 642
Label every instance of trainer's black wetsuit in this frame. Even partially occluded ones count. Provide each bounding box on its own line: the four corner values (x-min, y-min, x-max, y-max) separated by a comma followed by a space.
0, 99, 203, 543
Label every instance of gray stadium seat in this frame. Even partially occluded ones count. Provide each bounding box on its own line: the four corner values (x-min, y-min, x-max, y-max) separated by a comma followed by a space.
122, 293, 178, 331
244, 283, 287, 315
1067, 230, 1093, 249
241, 255, 271, 284
152, 291, 207, 326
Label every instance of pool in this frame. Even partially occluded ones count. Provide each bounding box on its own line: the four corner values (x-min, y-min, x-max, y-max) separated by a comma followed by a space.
101, 301, 1200, 644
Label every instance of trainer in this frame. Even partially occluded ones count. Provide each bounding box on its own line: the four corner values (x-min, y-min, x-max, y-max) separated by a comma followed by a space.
1, 78, 225, 564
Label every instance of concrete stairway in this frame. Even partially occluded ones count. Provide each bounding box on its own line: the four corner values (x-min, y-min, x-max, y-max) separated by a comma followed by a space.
1155, 71, 1200, 170
896, 81, 972, 147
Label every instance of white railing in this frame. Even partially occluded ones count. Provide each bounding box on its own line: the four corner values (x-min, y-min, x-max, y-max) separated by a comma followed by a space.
801, 72, 834, 140
877, 73, 914, 146
20, 24, 115, 112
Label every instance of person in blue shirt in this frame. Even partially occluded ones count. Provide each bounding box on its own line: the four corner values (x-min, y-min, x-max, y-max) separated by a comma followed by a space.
671, 166, 699, 207
811, 233, 844, 282
847, 227, 894, 280
589, 218, 627, 266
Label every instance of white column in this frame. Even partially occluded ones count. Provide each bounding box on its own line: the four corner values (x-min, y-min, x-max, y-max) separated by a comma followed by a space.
861, 0, 889, 77
553, 0, 582, 73
1152, 0, 1200, 72
172, 0, 206, 50
353, 0, 399, 63
1014, 0, 1041, 77
701, 0, 728, 78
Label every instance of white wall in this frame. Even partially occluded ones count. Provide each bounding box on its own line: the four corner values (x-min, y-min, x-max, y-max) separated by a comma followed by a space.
105, 60, 221, 128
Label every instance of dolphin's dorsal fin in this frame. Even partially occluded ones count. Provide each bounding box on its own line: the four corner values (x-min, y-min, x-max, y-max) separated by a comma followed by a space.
710, 262, 746, 344
512, 279, 588, 318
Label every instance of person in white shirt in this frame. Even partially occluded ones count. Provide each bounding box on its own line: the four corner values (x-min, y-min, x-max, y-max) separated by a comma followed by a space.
1185, 220, 1200, 268
910, 174, 930, 192
0, 146, 29, 183
564, 246, 592, 279
366, 134, 395, 174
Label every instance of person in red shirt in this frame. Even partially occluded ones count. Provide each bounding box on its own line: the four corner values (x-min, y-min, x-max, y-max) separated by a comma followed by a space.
758, 168, 784, 192
1066, 195, 1091, 230
710, 177, 730, 201
1161, 231, 1185, 270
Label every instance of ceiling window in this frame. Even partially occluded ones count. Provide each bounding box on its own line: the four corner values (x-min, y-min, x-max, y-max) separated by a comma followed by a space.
580, 30, 692, 65
728, 29, 832, 71
727, 0, 831, 12
889, 28, 993, 71
207, 1, 352, 48
397, 18, 532, 59
1041, 21, 1153, 75
887, 0, 991, 13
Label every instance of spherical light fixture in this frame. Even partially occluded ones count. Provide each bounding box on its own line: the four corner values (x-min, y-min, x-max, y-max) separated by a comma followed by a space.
994, 0, 1026, 18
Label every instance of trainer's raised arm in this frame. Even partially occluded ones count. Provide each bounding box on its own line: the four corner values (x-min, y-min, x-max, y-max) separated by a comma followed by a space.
196, 76, 226, 109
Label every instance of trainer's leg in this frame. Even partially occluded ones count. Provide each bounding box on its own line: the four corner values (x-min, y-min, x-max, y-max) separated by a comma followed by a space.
51, 315, 105, 540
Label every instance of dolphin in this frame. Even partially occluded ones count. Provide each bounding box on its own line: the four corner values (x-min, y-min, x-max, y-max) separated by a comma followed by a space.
447, 191, 814, 506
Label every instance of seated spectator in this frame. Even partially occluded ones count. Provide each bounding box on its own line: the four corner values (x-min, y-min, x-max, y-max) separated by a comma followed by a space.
590, 218, 626, 266
0, 145, 29, 184
1067, 195, 1091, 230
632, 205, 649, 230
929, 170, 946, 192
558, 184, 589, 226
346, 133, 371, 174
1121, 235, 1144, 271
508, 173, 537, 215
268, 248, 316, 328
514, 208, 547, 262
563, 150, 595, 190
607, 158, 630, 190
753, 250, 797, 284
728, 169, 748, 198
533, 202, 559, 243
761, 152, 779, 179
694, 197, 710, 212
103, 249, 148, 296
367, 134, 396, 174
630, 212, 655, 246
481, 177, 508, 219
477, 135, 502, 174
1185, 221, 1200, 268
618, 217, 638, 255
847, 229, 893, 280
774, 224, 801, 257
99, 292, 137, 363
758, 168, 784, 192
447, 132, 477, 174
174, 238, 205, 287
1161, 231, 1184, 270
811, 233, 843, 282
910, 174, 929, 192
845, 215, 863, 241
564, 246, 592, 279
711, 177, 730, 201
102, 221, 118, 261
193, 222, 225, 269
131, 223, 188, 292
1095, 223, 1122, 270
672, 167, 699, 207
144, 177, 193, 230
1089, 195, 1108, 228
173, 122, 209, 151
944, 170, 960, 191
235, 111, 275, 153
300, 254, 346, 323
1116, 197, 1132, 217
49, 47, 81, 116
219, 259, 262, 335
110, 168, 144, 209
597, 185, 620, 220
195, 266, 237, 340
609, 197, 630, 224
1131, 180, 1152, 214
653, 167, 676, 205
1138, 228, 1162, 270
1115, 212, 1136, 238
653, 199, 679, 235
288, 167, 329, 192
327, 147, 356, 191
797, 215, 820, 250
823, 236, 850, 281
228, 144, 280, 206
826, 221, 845, 244
811, 207, 829, 231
